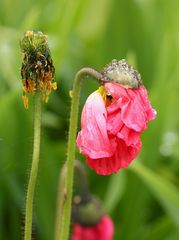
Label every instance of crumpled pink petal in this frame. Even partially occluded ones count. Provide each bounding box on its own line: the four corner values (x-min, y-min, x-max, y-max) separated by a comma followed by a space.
117, 125, 141, 146
137, 85, 156, 121
105, 83, 156, 132
77, 82, 156, 175
77, 91, 117, 159
72, 215, 114, 240
87, 138, 142, 175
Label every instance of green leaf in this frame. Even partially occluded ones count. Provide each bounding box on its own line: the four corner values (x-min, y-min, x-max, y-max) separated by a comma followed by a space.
130, 161, 179, 227
104, 171, 126, 213
142, 216, 175, 240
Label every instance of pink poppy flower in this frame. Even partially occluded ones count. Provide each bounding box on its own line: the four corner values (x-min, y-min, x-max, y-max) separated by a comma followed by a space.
72, 214, 114, 240
77, 82, 156, 175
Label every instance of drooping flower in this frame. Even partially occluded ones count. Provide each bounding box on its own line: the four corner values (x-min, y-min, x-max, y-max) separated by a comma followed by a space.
20, 30, 57, 108
77, 59, 156, 175
72, 214, 114, 240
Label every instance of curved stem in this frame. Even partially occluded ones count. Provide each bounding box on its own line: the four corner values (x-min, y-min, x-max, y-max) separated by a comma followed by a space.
24, 92, 41, 240
59, 68, 102, 240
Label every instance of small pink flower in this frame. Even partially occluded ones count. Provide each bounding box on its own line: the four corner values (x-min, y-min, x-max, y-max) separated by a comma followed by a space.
77, 82, 156, 175
72, 215, 114, 240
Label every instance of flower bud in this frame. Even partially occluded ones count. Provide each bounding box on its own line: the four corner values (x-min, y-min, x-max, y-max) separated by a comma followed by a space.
72, 194, 104, 226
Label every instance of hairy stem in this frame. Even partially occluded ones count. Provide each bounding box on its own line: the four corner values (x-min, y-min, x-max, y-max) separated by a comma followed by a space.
24, 92, 41, 240
55, 164, 67, 240
58, 68, 102, 240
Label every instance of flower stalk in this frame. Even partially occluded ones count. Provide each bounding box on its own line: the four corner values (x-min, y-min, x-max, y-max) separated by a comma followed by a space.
59, 68, 102, 240
24, 91, 41, 240
55, 160, 88, 240
55, 164, 67, 240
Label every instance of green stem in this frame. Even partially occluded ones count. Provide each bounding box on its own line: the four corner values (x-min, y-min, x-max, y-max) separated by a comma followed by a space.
59, 68, 102, 240
55, 160, 88, 240
55, 164, 67, 240
24, 92, 41, 240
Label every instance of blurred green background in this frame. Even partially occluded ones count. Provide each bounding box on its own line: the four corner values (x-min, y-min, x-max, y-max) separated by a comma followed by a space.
0, 0, 179, 239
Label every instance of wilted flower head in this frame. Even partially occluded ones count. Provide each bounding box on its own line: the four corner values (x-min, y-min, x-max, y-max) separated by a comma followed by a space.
77, 59, 156, 175
20, 30, 57, 108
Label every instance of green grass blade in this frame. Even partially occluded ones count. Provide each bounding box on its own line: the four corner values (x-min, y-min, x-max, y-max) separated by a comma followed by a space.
130, 161, 179, 227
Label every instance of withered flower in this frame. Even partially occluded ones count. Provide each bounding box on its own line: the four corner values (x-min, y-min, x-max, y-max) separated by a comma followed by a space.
20, 30, 57, 108
77, 59, 156, 175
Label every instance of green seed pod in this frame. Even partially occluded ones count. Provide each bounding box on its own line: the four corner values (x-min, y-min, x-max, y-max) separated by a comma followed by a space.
100, 59, 142, 88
